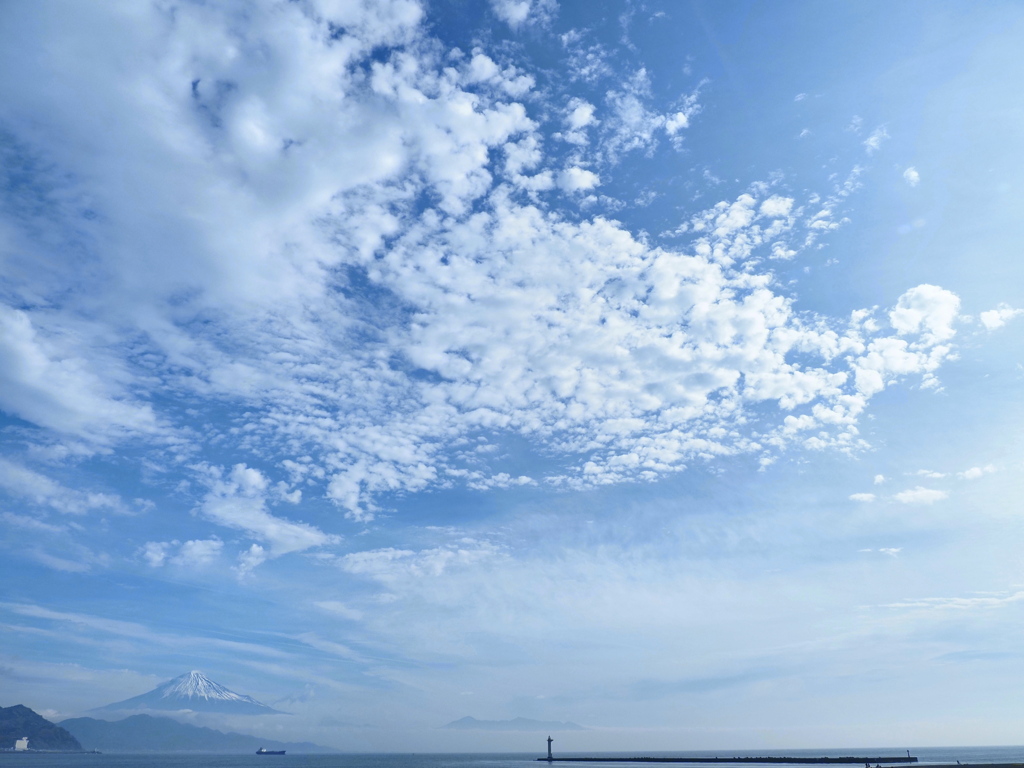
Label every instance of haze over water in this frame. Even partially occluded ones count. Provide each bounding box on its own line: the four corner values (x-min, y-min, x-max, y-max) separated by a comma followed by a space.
8, 750, 1024, 768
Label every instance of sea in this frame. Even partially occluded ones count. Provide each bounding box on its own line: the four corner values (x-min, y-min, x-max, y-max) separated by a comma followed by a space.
5, 748, 1024, 768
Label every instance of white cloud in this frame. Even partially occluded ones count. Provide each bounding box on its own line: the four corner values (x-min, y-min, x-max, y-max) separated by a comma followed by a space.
141, 539, 222, 568
340, 540, 503, 584
759, 196, 794, 218
557, 166, 600, 192
174, 538, 224, 567
979, 304, 1024, 330
489, 0, 557, 28
664, 110, 691, 135
566, 98, 597, 129
0, 1, 966, 521
879, 547, 901, 557
796, 166, 861, 249
141, 541, 172, 568
195, 464, 339, 558
959, 465, 995, 480
873, 474, 886, 484
236, 544, 269, 576
560, 30, 612, 83
849, 493, 875, 502
561, 97, 598, 144
462, 49, 535, 97
888, 284, 960, 343
903, 167, 920, 186
893, 486, 949, 504
863, 126, 889, 154
599, 70, 702, 159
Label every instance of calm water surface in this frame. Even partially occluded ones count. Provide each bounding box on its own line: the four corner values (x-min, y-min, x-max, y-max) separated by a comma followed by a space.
5, 749, 1024, 768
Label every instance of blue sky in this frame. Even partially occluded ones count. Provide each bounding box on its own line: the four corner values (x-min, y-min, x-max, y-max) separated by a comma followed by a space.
2, 0, 1024, 753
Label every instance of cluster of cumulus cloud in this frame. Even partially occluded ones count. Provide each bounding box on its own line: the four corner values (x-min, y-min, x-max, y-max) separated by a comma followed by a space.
0, 0, 973, 535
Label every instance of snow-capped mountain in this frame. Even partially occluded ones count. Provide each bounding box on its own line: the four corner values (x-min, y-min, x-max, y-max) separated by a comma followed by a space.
94, 671, 286, 715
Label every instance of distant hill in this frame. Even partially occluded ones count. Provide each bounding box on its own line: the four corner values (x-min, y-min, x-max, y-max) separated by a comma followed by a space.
443, 716, 585, 731
0, 705, 83, 751
93, 671, 285, 715
60, 714, 335, 753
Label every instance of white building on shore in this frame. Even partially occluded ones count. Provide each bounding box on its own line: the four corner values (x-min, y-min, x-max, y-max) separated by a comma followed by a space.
14, 738, 29, 751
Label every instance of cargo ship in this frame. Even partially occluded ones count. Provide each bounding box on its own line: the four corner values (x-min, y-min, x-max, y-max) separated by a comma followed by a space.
256, 748, 286, 755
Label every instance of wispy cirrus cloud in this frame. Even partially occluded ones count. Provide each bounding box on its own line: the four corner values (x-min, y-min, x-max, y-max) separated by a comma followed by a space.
0, 602, 291, 659
0, 458, 127, 515
0, 306, 160, 445
140, 538, 223, 568
882, 591, 1024, 611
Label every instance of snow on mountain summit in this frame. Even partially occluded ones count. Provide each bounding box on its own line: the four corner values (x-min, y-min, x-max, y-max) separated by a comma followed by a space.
94, 671, 286, 715
159, 671, 255, 703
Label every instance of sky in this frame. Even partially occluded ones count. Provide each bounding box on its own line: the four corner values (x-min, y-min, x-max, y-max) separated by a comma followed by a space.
1, 0, 1024, 754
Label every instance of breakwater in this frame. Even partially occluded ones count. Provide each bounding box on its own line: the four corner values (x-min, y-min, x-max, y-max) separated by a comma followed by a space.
537, 758, 919, 764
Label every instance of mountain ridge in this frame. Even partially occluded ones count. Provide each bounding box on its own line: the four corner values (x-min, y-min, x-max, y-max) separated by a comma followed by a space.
94, 671, 286, 716
60, 714, 336, 753
0, 705, 83, 751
